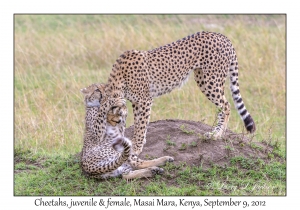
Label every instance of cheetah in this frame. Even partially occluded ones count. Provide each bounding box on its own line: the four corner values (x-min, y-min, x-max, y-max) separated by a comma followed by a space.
80, 84, 173, 179
96, 31, 256, 156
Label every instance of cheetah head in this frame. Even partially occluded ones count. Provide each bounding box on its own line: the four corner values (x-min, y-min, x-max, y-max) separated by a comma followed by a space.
81, 83, 107, 107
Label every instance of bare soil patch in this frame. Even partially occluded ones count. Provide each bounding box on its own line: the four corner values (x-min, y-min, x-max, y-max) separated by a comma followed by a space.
125, 119, 277, 169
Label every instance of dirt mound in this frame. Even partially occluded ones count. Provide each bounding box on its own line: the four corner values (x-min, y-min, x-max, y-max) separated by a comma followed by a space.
125, 119, 275, 169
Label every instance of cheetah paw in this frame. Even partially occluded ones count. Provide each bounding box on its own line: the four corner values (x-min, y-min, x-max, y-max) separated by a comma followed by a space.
114, 98, 126, 107
150, 167, 164, 175
167, 156, 174, 162
203, 132, 220, 140
123, 168, 132, 175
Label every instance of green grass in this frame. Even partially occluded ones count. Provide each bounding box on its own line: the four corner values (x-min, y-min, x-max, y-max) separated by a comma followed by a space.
14, 149, 285, 196
165, 135, 176, 146
180, 124, 195, 135
14, 14, 286, 195
189, 141, 198, 147
179, 143, 187, 150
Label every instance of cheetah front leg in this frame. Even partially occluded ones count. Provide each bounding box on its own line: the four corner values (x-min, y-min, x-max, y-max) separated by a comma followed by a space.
129, 154, 174, 169
122, 167, 164, 180
131, 99, 153, 156
131, 99, 174, 167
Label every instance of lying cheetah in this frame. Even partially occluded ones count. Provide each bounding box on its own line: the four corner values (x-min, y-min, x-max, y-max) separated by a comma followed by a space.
80, 84, 173, 179
97, 31, 256, 156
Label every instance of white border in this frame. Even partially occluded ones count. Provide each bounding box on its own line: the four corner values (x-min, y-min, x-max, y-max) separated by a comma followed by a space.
2, 0, 296, 209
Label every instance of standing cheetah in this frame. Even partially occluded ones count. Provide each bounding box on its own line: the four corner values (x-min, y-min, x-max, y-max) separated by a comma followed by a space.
81, 84, 173, 179
97, 31, 256, 156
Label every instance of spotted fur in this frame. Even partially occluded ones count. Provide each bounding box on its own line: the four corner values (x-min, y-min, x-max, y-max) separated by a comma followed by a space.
97, 31, 256, 155
80, 84, 130, 178
80, 84, 173, 179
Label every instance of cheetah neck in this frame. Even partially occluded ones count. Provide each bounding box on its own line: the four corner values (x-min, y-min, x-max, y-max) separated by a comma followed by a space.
84, 106, 99, 132
105, 57, 127, 99
105, 124, 123, 141
84, 106, 125, 146
84, 106, 109, 146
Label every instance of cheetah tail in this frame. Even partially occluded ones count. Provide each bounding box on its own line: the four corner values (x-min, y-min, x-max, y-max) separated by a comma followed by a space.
111, 137, 132, 160
229, 54, 256, 133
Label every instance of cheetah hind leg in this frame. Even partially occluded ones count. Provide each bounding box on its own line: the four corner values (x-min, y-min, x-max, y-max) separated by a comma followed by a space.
122, 167, 164, 180
193, 68, 230, 140
203, 106, 230, 140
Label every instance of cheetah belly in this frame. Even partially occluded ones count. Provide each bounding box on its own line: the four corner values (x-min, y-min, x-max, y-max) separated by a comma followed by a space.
105, 124, 123, 144
149, 70, 192, 98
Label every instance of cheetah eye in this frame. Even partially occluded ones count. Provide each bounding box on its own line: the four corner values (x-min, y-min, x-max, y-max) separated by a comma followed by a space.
93, 89, 102, 101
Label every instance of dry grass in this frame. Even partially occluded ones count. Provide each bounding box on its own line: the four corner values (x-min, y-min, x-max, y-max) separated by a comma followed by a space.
14, 14, 286, 155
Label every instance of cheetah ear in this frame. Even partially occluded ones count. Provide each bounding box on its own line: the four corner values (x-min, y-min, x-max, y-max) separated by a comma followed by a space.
80, 88, 88, 94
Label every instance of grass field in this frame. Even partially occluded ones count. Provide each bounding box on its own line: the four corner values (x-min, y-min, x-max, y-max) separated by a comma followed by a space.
14, 14, 286, 195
